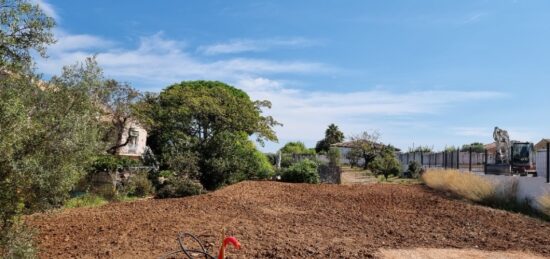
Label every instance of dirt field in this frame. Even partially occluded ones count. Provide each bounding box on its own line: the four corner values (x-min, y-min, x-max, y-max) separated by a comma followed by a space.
27, 181, 550, 258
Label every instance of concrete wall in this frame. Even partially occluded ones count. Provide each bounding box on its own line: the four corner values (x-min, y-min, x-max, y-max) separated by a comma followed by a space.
479, 174, 550, 211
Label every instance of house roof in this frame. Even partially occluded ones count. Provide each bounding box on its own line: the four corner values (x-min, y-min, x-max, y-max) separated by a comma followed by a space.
535, 139, 550, 150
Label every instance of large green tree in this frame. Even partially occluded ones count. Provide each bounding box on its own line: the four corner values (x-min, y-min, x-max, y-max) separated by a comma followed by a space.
135, 80, 279, 190
315, 123, 344, 153
0, 0, 55, 71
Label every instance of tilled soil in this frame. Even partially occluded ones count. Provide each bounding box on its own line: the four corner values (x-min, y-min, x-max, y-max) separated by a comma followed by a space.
27, 181, 550, 258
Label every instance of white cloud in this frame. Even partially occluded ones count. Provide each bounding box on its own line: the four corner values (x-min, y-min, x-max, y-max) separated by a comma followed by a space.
37, 33, 331, 89
31, 0, 59, 21
238, 77, 506, 148
198, 38, 318, 55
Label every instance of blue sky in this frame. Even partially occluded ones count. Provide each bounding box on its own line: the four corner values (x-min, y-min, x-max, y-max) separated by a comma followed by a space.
35, 0, 550, 152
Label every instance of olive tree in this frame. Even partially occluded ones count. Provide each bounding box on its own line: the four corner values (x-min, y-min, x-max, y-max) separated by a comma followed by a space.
0, 0, 55, 71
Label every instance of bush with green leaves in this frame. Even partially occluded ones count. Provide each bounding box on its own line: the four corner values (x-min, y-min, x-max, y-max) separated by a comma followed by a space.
155, 176, 204, 199
89, 155, 140, 173
407, 160, 423, 179
370, 148, 401, 180
281, 159, 320, 184
122, 173, 154, 197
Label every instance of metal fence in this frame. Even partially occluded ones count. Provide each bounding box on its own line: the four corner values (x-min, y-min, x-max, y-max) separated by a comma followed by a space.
397, 149, 488, 173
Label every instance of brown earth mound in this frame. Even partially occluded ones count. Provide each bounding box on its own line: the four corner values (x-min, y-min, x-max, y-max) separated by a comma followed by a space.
27, 181, 550, 258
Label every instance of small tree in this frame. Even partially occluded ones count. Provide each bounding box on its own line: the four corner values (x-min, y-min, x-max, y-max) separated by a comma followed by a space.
349, 131, 382, 170
346, 148, 362, 168
371, 148, 401, 180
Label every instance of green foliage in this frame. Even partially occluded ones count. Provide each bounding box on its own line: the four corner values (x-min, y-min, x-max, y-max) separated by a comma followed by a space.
346, 147, 362, 168
121, 173, 154, 198
327, 147, 341, 167
155, 176, 204, 199
0, 219, 36, 259
409, 146, 432, 153
349, 131, 381, 169
281, 159, 320, 184
89, 155, 140, 173
1, 58, 108, 249
64, 194, 108, 209
445, 146, 458, 152
462, 142, 485, 153
407, 161, 423, 179
134, 80, 280, 190
370, 148, 401, 179
315, 123, 345, 153
280, 141, 314, 155
0, 0, 55, 71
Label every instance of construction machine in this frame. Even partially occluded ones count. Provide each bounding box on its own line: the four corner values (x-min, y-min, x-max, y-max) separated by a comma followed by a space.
489, 127, 536, 175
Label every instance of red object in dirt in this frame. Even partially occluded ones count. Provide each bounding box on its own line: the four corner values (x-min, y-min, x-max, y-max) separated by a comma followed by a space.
218, 236, 241, 259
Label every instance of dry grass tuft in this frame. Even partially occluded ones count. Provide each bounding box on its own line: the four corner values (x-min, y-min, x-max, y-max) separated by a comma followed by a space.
538, 193, 550, 217
421, 169, 495, 202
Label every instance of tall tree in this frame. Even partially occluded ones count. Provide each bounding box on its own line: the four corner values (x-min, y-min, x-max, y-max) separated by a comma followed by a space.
135, 80, 280, 190
315, 123, 344, 153
0, 0, 55, 71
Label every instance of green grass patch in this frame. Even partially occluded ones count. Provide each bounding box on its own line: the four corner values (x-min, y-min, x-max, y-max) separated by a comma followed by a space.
64, 194, 108, 209
377, 175, 421, 185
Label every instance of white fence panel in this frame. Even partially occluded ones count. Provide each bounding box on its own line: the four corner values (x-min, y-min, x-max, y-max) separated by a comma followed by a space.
536, 149, 547, 177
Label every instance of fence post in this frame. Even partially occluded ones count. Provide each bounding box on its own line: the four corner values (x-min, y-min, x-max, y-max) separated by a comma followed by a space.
456, 149, 460, 169
484, 149, 488, 174
547, 142, 549, 183
435, 153, 437, 168
420, 150, 424, 167
469, 147, 472, 172
444, 151, 447, 169
450, 151, 454, 169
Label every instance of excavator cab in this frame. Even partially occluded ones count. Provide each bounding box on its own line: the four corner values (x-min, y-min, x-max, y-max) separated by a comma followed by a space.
511, 142, 536, 175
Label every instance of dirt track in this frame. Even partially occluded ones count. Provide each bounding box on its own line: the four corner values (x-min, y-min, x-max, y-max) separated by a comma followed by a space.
27, 181, 550, 258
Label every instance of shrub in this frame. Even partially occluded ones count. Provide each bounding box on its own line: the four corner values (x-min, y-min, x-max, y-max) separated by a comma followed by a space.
125, 173, 154, 197
92, 183, 117, 201
538, 194, 550, 217
370, 150, 401, 180
64, 194, 108, 209
406, 161, 423, 178
90, 155, 140, 173
281, 159, 320, 184
155, 177, 204, 199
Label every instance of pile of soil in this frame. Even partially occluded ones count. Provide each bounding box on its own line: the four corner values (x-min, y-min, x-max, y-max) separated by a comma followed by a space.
27, 181, 550, 258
